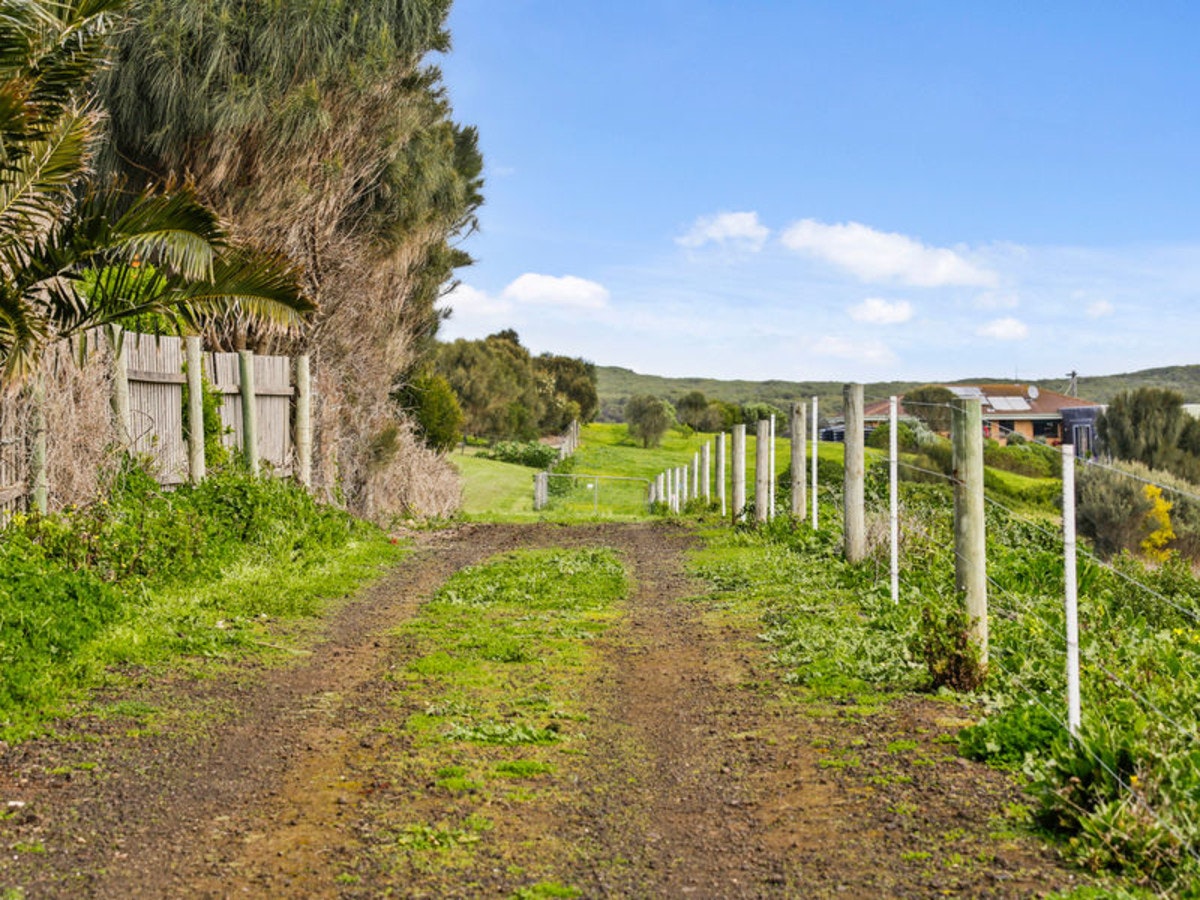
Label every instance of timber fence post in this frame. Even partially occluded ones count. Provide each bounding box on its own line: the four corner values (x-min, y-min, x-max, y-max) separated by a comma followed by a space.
732, 424, 746, 522
951, 397, 988, 664
111, 327, 132, 450
185, 336, 206, 483
294, 353, 312, 488
755, 419, 770, 524
239, 349, 259, 476
843, 383, 866, 562
30, 376, 48, 514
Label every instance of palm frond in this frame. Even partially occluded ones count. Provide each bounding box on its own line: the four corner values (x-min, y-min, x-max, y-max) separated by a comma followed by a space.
0, 283, 47, 382
106, 190, 223, 281
0, 105, 90, 248
169, 250, 314, 333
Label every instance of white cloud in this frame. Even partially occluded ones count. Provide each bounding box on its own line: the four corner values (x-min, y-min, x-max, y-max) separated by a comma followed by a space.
440, 283, 512, 319
848, 297, 913, 325
812, 335, 896, 365
976, 317, 1029, 340
676, 211, 769, 251
780, 219, 998, 287
1087, 299, 1115, 318
501, 273, 610, 310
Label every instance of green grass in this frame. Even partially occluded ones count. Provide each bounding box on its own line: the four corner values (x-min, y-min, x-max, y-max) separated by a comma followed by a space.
0, 469, 404, 741
349, 547, 629, 886
453, 452, 539, 519
453, 422, 868, 523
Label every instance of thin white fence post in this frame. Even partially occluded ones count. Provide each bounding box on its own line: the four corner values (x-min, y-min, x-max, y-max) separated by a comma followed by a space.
843, 383, 866, 562
769, 413, 777, 520
889, 396, 899, 604
732, 424, 746, 522
1063, 444, 1081, 737
717, 432, 727, 518
692, 451, 700, 499
701, 441, 711, 504
811, 396, 819, 529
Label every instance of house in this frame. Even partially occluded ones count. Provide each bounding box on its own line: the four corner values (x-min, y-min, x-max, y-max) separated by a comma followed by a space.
863, 384, 1103, 453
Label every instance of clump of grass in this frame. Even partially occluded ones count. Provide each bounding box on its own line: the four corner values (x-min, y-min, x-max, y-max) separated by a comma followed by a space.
0, 464, 402, 740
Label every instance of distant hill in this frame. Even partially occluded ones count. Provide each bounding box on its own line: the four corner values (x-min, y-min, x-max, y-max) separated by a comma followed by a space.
595, 364, 1200, 421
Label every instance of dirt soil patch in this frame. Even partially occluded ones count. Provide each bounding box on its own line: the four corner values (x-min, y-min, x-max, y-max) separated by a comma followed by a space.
0, 522, 1096, 897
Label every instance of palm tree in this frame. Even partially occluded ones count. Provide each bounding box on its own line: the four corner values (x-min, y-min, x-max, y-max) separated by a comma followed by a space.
0, 0, 312, 384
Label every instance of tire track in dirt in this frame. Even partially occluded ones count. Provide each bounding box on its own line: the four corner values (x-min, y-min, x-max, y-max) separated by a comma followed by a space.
1, 522, 1097, 898
0, 524, 537, 898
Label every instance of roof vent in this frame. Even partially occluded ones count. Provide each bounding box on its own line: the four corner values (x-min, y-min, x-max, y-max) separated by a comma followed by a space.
1028, 385, 1040, 400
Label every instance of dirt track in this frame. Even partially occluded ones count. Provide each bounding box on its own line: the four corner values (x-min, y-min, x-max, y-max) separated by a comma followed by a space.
0, 523, 1095, 897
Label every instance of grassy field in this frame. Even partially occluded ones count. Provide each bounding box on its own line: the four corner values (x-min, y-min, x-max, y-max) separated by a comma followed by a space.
452, 423, 869, 523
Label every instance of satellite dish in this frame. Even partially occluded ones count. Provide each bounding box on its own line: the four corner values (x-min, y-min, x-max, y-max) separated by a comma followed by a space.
1028, 385, 1040, 400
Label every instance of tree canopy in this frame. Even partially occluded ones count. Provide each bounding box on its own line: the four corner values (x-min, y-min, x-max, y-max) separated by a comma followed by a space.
95, 0, 484, 512
0, 0, 310, 383
1099, 388, 1200, 483
625, 395, 675, 448
433, 332, 598, 441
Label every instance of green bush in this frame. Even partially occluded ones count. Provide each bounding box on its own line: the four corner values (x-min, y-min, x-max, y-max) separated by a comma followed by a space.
984, 439, 1058, 478
866, 421, 918, 453
487, 440, 560, 469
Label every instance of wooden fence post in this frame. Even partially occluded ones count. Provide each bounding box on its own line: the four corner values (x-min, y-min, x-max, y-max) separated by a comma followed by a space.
30, 376, 48, 514
111, 327, 132, 450
732, 424, 746, 522
185, 336, 206, 483
843, 383, 866, 562
755, 419, 770, 524
294, 353, 312, 488
239, 349, 259, 476
791, 401, 806, 518
952, 397, 988, 664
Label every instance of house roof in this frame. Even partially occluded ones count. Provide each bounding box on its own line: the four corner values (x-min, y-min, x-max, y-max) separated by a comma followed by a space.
863, 384, 1100, 421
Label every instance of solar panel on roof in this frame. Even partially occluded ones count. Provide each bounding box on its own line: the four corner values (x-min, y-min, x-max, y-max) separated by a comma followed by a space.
948, 386, 985, 399
988, 397, 1031, 412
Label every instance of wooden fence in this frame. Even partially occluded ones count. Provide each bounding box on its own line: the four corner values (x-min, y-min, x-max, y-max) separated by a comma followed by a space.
3, 330, 310, 515
124, 335, 297, 485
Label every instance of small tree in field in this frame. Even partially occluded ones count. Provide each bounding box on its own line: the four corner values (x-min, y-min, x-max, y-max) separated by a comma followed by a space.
625, 395, 675, 448
903, 385, 955, 433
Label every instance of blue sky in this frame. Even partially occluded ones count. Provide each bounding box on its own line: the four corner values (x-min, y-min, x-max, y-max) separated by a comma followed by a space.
437, 1, 1200, 383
